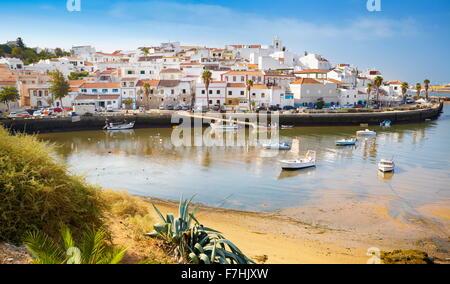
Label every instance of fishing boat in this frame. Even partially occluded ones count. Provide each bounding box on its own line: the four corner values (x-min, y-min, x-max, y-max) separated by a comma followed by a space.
262, 142, 292, 150
280, 151, 316, 170
380, 120, 392, 127
336, 138, 357, 146
252, 123, 278, 132
378, 159, 395, 173
104, 121, 135, 131
210, 121, 241, 131
356, 129, 377, 136
281, 125, 294, 129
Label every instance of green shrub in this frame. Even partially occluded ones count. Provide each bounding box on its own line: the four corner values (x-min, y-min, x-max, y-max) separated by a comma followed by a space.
0, 127, 106, 244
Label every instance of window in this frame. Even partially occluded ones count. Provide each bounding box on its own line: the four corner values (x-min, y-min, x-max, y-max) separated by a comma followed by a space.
261, 93, 265, 98
228, 91, 232, 96
182, 89, 186, 94
216, 90, 220, 94
252, 93, 256, 97
209, 90, 213, 94
201, 90, 205, 94
233, 76, 236, 82
209, 100, 213, 104
113, 89, 119, 93
240, 91, 245, 96
127, 71, 133, 75
92, 89, 98, 93
81, 89, 87, 93
241, 76, 245, 81
122, 82, 127, 87
171, 89, 175, 95
140, 70, 145, 74
102, 89, 108, 93
216, 100, 220, 104
228, 100, 232, 104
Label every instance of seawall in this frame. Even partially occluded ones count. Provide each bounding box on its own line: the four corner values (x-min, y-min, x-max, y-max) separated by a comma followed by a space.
0, 103, 444, 134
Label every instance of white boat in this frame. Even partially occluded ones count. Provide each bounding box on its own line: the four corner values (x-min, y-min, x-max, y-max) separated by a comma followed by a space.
210, 122, 241, 131
380, 120, 392, 127
280, 151, 316, 170
378, 159, 395, 173
336, 138, 357, 146
104, 121, 135, 131
281, 125, 294, 129
252, 123, 278, 132
356, 129, 377, 136
263, 142, 292, 150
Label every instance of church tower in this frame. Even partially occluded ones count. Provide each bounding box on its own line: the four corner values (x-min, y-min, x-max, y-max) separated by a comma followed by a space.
273, 36, 283, 51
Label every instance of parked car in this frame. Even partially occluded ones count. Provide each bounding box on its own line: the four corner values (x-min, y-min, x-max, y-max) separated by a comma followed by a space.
269, 105, 281, 111
283, 106, 295, 111
8, 112, 18, 118
175, 106, 183, 111
33, 110, 44, 117
182, 105, 191, 111
159, 105, 165, 110
52, 108, 63, 113
406, 97, 416, 104
166, 105, 174, 111
18, 111, 31, 118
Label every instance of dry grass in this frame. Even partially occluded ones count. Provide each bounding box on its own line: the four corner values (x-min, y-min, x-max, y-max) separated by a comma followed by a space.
0, 127, 106, 244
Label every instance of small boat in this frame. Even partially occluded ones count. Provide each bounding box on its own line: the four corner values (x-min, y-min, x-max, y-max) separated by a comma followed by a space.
104, 121, 135, 131
263, 142, 292, 150
280, 151, 316, 170
380, 120, 392, 127
281, 125, 294, 129
336, 138, 357, 146
210, 122, 241, 131
378, 159, 395, 173
356, 129, 377, 136
252, 123, 278, 132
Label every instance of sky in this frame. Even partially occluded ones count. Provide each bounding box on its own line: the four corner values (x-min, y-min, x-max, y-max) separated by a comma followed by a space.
1, 0, 449, 84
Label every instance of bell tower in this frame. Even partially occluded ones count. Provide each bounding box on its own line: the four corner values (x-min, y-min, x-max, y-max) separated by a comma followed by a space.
273, 35, 283, 51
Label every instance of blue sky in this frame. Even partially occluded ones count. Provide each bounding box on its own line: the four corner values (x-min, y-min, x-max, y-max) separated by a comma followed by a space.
1, 0, 449, 84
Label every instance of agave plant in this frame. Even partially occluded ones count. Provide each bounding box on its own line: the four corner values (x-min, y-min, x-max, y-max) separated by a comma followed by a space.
146, 197, 254, 264
24, 226, 127, 264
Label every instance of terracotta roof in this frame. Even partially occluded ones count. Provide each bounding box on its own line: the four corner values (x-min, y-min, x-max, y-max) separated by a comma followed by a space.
223, 71, 264, 76
227, 83, 246, 88
294, 69, 330, 74
158, 80, 180, 87
137, 80, 159, 87
387, 80, 403, 85
80, 83, 120, 88
160, 69, 181, 74
291, 78, 322, 85
0, 81, 16, 86
75, 95, 120, 100
320, 79, 348, 85
251, 84, 270, 90
84, 62, 94, 66
68, 80, 85, 86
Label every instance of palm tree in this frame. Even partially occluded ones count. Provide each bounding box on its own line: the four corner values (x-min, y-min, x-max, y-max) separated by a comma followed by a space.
401, 82, 409, 103
373, 76, 383, 107
143, 83, 150, 110
366, 83, 373, 108
141, 47, 150, 56
424, 79, 430, 101
416, 83, 422, 97
24, 226, 127, 264
202, 70, 212, 110
246, 80, 254, 111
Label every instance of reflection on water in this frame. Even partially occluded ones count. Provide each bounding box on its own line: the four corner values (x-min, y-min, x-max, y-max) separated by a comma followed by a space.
39, 105, 450, 214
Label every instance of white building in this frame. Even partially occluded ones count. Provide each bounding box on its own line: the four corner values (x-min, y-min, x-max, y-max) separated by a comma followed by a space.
0, 58, 24, 70
290, 78, 340, 107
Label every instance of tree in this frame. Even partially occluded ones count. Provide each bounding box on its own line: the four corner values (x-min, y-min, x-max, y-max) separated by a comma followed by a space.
416, 83, 422, 97
316, 98, 325, 109
373, 76, 383, 107
401, 82, 409, 103
366, 83, 373, 107
49, 70, 70, 108
140, 47, 150, 56
16, 37, 25, 48
202, 70, 212, 110
246, 80, 254, 112
424, 79, 430, 101
68, 72, 89, 80
0, 86, 20, 111
143, 83, 151, 110
24, 226, 127, 264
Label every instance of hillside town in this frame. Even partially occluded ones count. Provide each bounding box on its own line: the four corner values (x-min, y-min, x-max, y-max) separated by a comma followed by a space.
0, 36, 424, 115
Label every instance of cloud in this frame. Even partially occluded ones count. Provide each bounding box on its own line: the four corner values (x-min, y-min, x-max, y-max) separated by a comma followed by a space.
107, 0, 419, 44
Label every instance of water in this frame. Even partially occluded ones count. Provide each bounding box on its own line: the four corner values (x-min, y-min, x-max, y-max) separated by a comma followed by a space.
38, 105, 450, 213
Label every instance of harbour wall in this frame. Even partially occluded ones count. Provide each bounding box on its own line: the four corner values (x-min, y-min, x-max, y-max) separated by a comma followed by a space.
0, 103, 444, 134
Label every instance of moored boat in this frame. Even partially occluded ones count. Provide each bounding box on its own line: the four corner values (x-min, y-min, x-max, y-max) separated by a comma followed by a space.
336, 138, 357, 146
380, 120, 392, 127
356, 129, 377, 136
104, 121, 135, 131
263, 142, 292, 150
280, 151, 316, 170
378, 159, 395, 173
210, 122, 241, 131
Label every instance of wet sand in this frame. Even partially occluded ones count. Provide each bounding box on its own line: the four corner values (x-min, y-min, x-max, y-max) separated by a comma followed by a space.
142, 196, 450, 264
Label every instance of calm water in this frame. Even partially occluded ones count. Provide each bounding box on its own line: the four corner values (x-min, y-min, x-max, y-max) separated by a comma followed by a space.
39, 104, 450, 212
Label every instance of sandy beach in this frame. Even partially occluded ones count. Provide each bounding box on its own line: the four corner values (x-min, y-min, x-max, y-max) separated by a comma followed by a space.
141, 196, 450, 264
